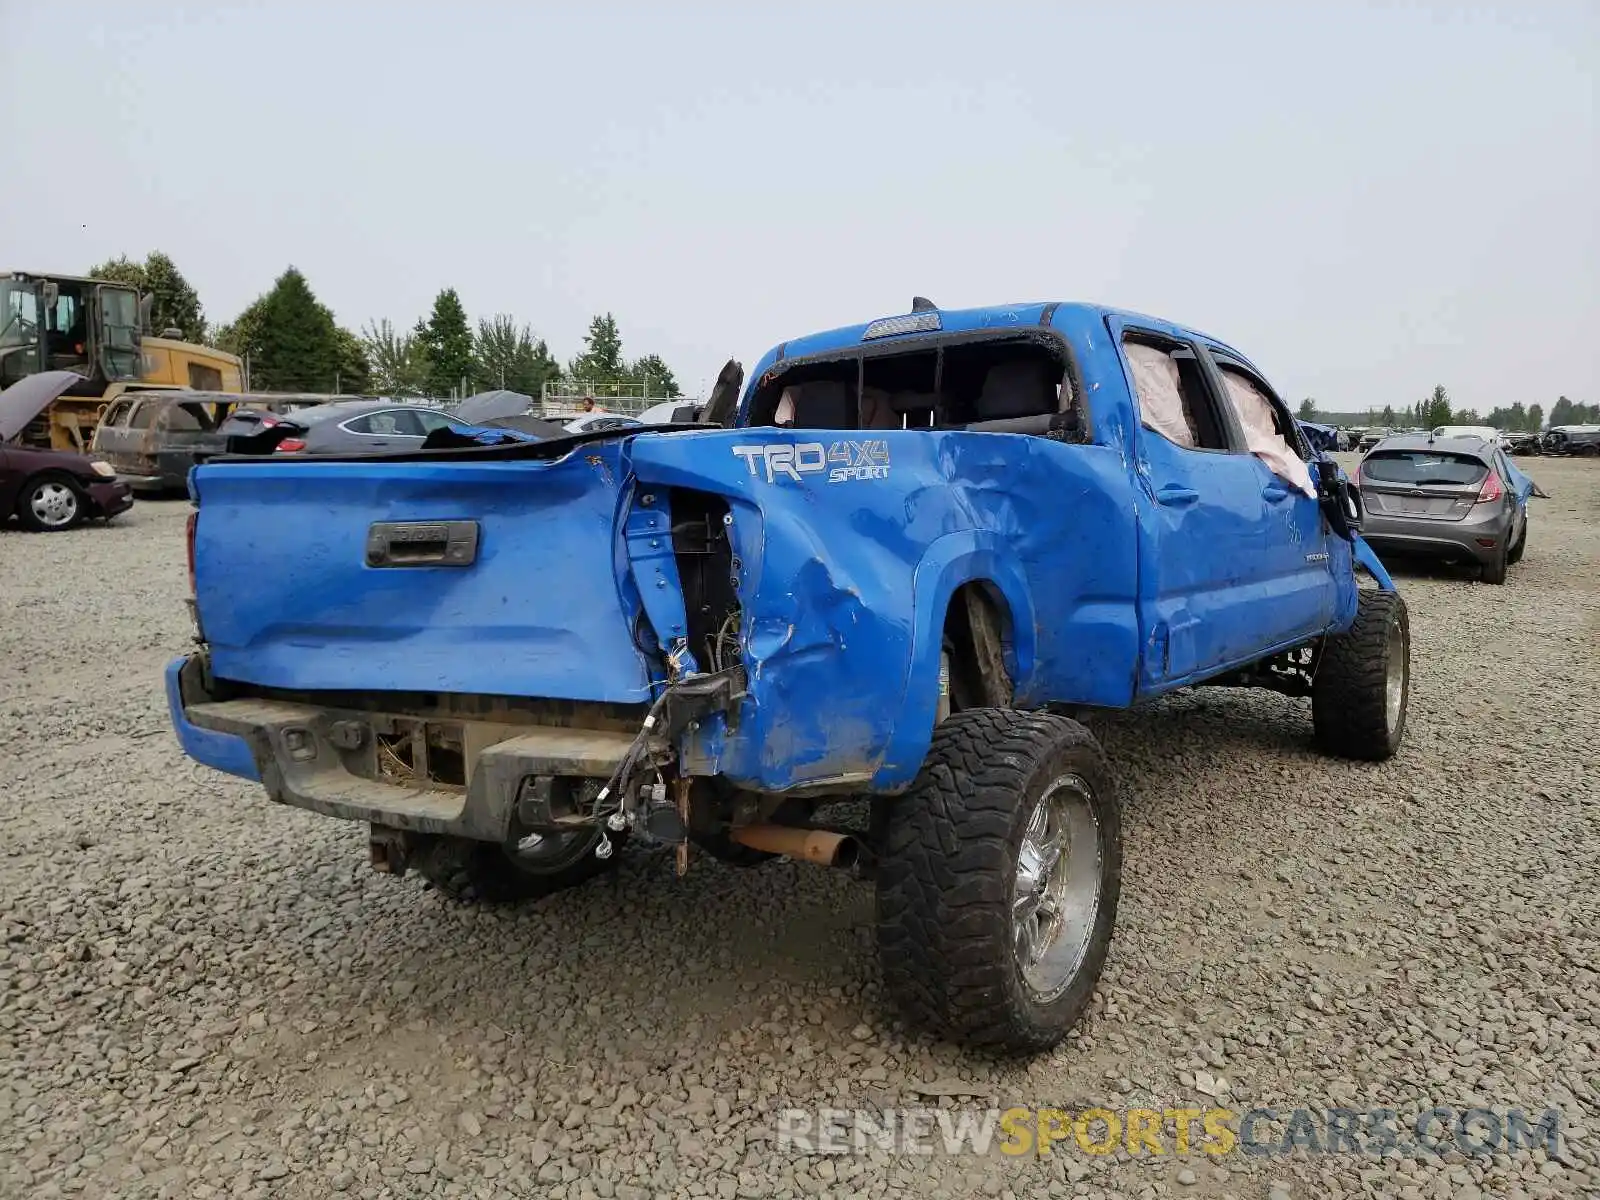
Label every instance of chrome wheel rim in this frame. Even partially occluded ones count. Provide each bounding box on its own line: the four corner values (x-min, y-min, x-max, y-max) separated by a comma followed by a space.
1013, 774, 1102, 1001
1384, 618, 1406, 734
30, 482, 78, 528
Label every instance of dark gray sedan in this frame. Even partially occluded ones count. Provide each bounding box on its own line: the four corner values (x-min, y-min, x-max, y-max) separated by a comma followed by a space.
240, 400, 471, 455
1355, 434, 1538, 584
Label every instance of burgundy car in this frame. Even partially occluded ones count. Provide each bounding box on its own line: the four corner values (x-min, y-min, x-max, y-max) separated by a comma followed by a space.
0, 372, 134, 531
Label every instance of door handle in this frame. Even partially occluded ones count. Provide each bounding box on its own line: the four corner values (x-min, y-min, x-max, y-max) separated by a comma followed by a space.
366, 520, 479, 568
1155, 485, 1200, 507
1261, 483, 1289, 502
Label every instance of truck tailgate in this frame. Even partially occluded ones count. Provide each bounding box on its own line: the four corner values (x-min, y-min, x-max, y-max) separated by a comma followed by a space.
190, 449, 652, 702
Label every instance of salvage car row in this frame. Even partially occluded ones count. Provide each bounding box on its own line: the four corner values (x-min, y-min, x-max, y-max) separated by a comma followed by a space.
0, 373, 696, 530
2, 358, 1559, 589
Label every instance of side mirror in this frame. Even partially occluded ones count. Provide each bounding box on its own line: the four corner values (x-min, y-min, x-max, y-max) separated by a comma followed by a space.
41, 280, 59, 310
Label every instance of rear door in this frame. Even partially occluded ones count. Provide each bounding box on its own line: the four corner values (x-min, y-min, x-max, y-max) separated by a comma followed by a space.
337, 407, 426, 450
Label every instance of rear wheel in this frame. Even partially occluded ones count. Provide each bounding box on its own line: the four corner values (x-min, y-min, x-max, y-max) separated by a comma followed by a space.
14, 473, 84, 532
1312, 590, 1409, 761
1507, 518, 1528, 565
416, 823, 620, 904
1481, 540, 1509, 584
875, 708, 1121, 1055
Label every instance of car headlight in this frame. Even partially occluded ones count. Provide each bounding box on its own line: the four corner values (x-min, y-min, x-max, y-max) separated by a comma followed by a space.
89, 461, 117, 478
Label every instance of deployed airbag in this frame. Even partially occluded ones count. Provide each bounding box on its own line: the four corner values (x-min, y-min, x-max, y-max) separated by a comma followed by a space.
1219, 371, 1316, 497
1124, 343, 1197, 449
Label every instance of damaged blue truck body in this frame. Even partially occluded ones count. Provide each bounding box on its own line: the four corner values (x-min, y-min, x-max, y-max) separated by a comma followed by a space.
169, 300, 1409, 1054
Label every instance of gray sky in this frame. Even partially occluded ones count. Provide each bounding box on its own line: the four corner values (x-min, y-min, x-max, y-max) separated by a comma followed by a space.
3, 0, 1594, 411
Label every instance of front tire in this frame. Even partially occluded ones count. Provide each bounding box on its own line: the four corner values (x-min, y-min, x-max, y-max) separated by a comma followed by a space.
15, 473, 84, 532
1312, 590, 1409, 761
875, 709, 1122, 1055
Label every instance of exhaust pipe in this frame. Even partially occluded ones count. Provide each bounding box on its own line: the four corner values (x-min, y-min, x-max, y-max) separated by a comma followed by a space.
727, 824, 858, 869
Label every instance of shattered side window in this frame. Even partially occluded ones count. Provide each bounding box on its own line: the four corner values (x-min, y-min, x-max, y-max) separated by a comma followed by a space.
1124, 341, 1198, 449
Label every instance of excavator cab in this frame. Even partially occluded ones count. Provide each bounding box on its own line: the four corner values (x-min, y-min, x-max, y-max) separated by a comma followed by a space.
0, 272, 145, 394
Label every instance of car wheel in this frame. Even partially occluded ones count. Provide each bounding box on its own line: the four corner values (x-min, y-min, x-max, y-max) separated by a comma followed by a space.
14, 473, 85, 532
1507, 518, 1528, 565
875, 708, 1122, 1055
1312, 590, 1409, 761
1481, 538, 1509, 584
414, 823, 621, 904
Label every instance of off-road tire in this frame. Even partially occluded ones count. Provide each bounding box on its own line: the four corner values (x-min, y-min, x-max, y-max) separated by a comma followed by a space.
414, 829, 619, 904
1312, 590, 1409, 761
14, 473, 85, 532
875, 708, 1122, 1055
1507, 519, 1527, 565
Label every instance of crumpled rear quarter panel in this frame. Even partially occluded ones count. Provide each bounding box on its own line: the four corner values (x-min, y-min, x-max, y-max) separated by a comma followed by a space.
627, 428, 1140, 793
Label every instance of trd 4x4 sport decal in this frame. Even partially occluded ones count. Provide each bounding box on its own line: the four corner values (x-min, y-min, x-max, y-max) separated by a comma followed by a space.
731, 440, 891, 484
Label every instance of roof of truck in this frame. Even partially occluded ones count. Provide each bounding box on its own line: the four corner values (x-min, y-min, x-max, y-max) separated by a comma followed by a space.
756, 301, 1255, 376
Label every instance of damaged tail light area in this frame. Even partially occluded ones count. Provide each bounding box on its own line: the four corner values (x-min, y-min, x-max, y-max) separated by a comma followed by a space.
186, 509, 198, 596
185, 507, 206, 644
669, 489, 743, 676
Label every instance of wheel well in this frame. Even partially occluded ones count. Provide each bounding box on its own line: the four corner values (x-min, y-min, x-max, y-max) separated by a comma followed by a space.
17, 469, 79, 496
942, 581, 1015, 711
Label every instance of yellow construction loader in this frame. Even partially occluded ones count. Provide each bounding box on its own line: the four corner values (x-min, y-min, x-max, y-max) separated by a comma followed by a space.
0, 270, 243, 451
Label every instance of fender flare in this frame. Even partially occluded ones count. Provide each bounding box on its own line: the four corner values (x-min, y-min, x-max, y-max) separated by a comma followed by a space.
869, 531, 1037, 790
1353, 534, 1397, 592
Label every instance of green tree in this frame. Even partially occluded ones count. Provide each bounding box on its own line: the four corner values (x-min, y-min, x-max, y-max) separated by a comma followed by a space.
569, 313, 626, 390
472, 314, 561, 395
213, 299, 263, 360
1381, 404, 1396, 426
333, 327, 372, 393
1528, 403, 1543, 431
88, 250, 208, 343
629, 353, 680, 398
89, 254, 144, 288
1419, 385, 1452, 429
420, 288, 475, 398
221, 267, 339, 392
1296, 398, 1317, 420
361, 319, 430, 396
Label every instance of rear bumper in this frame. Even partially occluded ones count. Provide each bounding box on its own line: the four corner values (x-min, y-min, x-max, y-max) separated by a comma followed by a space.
165, 655, 638, 843
165, 658, 259, 780
1360, 510, 1512, 566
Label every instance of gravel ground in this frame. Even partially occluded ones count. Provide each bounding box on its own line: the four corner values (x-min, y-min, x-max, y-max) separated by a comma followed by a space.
2, 456, 1596, 1200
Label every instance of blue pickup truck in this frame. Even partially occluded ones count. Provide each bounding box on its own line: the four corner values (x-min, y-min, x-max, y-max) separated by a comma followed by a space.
168, 299, 1407, 1054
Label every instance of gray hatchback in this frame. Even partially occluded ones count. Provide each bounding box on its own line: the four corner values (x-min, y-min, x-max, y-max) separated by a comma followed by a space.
1355, 434, 1531, 584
